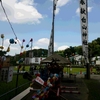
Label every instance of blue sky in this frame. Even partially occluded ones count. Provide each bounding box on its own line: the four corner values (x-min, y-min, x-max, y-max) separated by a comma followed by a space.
0, 0, 100, 56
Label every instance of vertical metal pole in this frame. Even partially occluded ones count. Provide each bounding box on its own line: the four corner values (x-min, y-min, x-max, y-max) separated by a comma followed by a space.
15, 67, 19, 95
30, 39, 33, 74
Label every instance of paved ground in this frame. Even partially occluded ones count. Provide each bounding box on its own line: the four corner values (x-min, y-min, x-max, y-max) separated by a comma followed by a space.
89, 74, 100, 80
53, 74, 100, 100
75, 74, 100, 80
60, 74, 88, 100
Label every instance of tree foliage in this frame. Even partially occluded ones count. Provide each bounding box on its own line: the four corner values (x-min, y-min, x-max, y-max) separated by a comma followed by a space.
64, 37, 100, 58
10, 37, 100, 65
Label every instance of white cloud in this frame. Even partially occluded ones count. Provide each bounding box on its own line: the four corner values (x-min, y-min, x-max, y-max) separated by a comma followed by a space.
51, 0, 70, 15
76, 7, 93, 15
88, 7, 93, 12
36, 38, 49, 46
36, 38, 57, 47
76, 8, 79, 14
55, 8, 60, 15
32, 46, 41, 49
20, 0, 34, 5
35, 38, 57, 49
57, 0, 70, 7
10, 46, 19, 50
57, 45, 69, 51
0, 0, 43, 24
4, 39, 10, 45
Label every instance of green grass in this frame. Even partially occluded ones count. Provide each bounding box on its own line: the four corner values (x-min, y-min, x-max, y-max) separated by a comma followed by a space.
0, 74, 30, 100
14, 65, 41, 72
63, 67, 86, 73
84, 79, 100, 100
14, 66, 30, 71
14, 66, 97, 74
63, 67, 96, 74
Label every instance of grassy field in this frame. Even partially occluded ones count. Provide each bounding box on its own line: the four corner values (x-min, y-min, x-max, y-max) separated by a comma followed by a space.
14, 66, 30, 71
14, 66, 97, 73
84, 79, 100, 100
14, 65, 40, 72
63, 67, 96, 74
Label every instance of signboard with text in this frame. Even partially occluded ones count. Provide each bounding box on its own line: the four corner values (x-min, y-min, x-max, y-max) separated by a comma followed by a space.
0, 67, 13, 82
80, 0, 89, 63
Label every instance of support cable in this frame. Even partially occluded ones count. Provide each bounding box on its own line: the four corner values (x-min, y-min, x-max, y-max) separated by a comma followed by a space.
0, 0, 21, 48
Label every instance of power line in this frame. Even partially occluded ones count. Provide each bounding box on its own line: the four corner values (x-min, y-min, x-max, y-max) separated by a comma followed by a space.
0, 0, 22, 47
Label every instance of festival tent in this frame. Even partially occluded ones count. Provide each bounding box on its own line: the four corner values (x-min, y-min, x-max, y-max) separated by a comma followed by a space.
40, 53, 70, 64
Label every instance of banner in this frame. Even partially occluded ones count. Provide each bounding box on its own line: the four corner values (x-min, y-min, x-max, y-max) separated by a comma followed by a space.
80, 0, 89, 63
